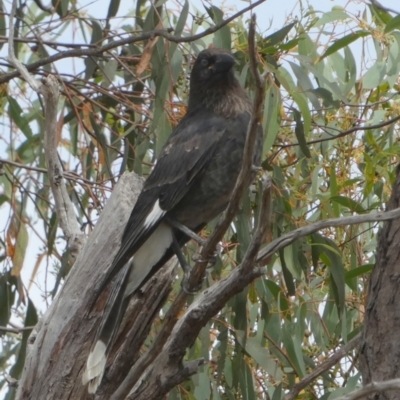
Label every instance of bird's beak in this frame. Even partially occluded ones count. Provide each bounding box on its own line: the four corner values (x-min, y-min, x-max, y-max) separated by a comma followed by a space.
213, 53, 236, 73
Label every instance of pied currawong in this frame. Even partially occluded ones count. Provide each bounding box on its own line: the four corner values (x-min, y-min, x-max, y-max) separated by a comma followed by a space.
82, 48, 263, 393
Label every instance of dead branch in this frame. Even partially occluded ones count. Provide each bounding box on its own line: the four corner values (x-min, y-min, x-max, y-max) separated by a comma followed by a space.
7, 0, 85, 258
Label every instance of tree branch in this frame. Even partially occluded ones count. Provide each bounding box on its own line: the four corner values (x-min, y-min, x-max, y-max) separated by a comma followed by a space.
0, 325, 35, 334
275, 114, 400, 149
283, 333, 362, 400
0, 0, 266, 85
7, 0, 85, 258
335, 378, 400, 400
0, 158, 107, 187
256, 207, 400, 264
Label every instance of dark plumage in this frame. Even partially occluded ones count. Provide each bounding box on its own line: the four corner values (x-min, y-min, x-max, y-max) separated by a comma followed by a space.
82, 48, 263, 393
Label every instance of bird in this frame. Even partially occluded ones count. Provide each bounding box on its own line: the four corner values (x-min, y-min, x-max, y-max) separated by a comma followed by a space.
82, 47, 263, 393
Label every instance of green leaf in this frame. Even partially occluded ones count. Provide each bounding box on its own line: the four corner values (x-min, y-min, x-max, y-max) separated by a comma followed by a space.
90, 19, 103, 45
293, 108, 311, 158
330, 196, 366, 213
0, 0, 6, 50
319, 31, 370, 61
11, 222, 28, 278
107, 0, 121, 19
52, 0, 69, 18
0, 275, 14, 330
314, 10, 350, 27
263, 83, 281, 154
385, 14, 400, 33
362, 61, 386, 89
8, 97, 33, 138
345, 264, 374, 280
263, 22, 296, 48
102, 60, 118, 86
193, 366, 211, 400
9, 298, 38, 379
168, 0, 188, 60
238, 334, 283, 380
206, 6, 231, 50
47, 212, 58, 255
312, 234, 345, 313
369, 3, 392, 25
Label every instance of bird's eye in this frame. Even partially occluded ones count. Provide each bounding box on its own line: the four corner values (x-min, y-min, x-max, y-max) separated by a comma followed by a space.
201, 58, 209, 67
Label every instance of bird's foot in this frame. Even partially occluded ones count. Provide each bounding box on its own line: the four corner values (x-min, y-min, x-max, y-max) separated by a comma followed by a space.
181, 270, 205, 295
192, 251, 218, 269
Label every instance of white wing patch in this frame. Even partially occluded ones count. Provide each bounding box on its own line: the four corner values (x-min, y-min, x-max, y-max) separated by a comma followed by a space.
144, 199, 165, 228
125, 222, 173, 298
82, 340, 107, 393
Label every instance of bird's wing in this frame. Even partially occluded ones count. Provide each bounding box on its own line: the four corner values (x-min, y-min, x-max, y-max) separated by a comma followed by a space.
99, 113, 226, 290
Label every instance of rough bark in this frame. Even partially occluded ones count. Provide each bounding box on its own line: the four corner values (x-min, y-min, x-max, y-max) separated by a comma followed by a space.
359, 165, 400, 399
16, 172, 177, 400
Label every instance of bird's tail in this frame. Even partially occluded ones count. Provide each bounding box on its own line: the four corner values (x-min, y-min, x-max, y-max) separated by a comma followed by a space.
82, 261, 131, 394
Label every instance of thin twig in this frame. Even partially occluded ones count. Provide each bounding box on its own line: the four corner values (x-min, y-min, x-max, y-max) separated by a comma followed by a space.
256, 207, 400, 264
283, 333, 362, 400
7, 0, 41, 91
335, 378, 400, 400
0, 325, 35, 334
276, 114, 400, 149
0, 0, 266, 84
0, 158, 107, 187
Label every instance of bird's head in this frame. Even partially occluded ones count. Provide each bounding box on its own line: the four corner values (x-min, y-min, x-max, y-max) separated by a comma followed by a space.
190, 48, 236, 86
188, 48, 250, 116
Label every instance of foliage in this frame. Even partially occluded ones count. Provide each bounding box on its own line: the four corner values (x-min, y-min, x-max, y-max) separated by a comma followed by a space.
0, 0, 399, 398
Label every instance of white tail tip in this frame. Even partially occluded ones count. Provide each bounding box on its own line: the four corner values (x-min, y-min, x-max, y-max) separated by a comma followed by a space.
82, 340, 107, 393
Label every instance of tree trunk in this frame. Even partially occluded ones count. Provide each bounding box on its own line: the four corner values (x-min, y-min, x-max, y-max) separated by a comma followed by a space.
16, 172, 177, 400
359, 165, 400, 398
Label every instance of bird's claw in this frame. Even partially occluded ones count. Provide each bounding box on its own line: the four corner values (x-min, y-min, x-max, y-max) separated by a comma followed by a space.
192, 251, 218, 269
181, 270, 206, 295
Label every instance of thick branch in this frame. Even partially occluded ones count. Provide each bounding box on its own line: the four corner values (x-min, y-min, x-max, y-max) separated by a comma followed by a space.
7, 0, 85, 257
335, 378, 400, 400
0, 0, 265, 85
41, 76, 86, 257
283, 333, 362, 400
